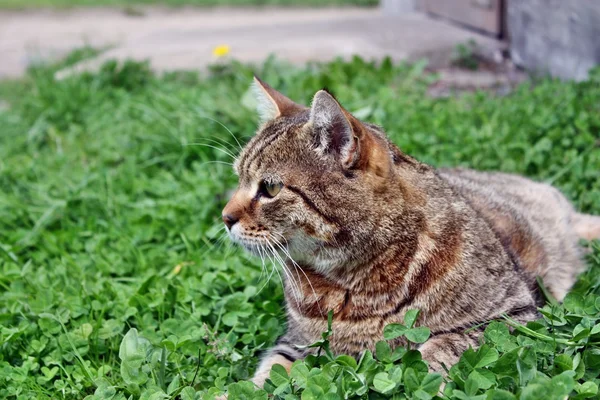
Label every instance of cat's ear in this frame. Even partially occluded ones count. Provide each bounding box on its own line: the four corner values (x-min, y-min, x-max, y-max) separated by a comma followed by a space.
252, 76, 304, 123
310, 90, 359, 168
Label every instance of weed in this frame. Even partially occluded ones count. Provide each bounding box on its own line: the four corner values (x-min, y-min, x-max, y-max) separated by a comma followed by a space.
452, 39, 480, 70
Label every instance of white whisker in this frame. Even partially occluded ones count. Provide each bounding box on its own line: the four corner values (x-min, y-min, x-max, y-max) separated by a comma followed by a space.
197, 160, 235, 167
186, 142, 238, 161
265, 238, 302, 308
263, 243, 278, 291
270, 233, 323, 317
200, 136, 240, 154
264, 244, 292, 305
257, 243, 268, 281
196, 114, 244, 152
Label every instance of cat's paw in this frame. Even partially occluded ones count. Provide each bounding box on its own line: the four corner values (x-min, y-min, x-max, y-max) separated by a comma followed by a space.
213, 376, 265, 400
418, 339, 458, 374
250, 371, 270, 389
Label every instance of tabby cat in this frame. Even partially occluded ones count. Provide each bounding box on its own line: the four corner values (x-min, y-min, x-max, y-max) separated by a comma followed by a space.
222, 77, 600, 388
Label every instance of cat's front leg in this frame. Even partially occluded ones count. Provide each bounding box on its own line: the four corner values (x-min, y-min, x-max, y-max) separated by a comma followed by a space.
251, 337, 304, 387
251, 353, 294, 388
215, 339, 302, 399
418, 331, 482, 372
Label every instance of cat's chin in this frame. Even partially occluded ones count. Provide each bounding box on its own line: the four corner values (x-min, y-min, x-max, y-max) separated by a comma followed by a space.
232, 232, 337, 270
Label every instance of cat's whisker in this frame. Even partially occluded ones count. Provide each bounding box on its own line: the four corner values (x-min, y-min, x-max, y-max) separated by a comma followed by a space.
197, 114, 244, 152
256, 244, 265, 281
200, 136, 241, 155
263, 244, 278, 291
264, 241, 300, 308
196, 227, 230, 259
197, 160, 235, 167
255, 244, 272, 295
212, 229, 230, 250
197, 140, 239, 162
186, 142, 238, 161
190, 108, 244, 152
265, 239, 302, 307
269, 246, 301, 301
183, 138, 237, 176
271, 236, 307, 278
270, 237, 308, 301
258, 243, 270, 283
211, 238, 229, 257
269, 234, 305, 288
270, 233, 323, 317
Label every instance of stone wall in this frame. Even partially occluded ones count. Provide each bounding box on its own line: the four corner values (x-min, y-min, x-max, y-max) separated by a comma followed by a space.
507, 0, 600, 80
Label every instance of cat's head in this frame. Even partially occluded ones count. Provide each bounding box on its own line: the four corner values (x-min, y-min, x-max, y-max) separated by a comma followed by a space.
223, 77, 417, 272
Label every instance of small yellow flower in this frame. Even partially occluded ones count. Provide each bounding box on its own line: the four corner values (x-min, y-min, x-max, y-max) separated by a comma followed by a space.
173, 264, 182, 275
172, 261, 193, 275
212, 45, 230, 58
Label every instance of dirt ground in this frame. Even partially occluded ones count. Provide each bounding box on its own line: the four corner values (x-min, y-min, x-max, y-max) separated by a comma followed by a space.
0, 6, 506, 79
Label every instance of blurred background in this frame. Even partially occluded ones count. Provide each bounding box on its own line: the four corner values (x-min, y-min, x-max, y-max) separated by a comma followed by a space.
1, 0, 599, 83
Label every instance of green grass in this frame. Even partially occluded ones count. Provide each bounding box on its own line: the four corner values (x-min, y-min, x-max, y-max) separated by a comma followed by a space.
1, 55, 600, 400
0, 0, 377, 9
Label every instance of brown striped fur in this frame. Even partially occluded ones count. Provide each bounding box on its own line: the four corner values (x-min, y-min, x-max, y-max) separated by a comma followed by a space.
222, 77, 600, 388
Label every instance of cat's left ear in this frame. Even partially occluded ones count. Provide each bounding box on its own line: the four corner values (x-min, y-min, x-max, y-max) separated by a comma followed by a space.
310, 90, 360, 168
253, 76, 304, 123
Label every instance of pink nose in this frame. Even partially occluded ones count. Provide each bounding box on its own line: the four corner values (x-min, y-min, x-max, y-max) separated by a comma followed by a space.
222, 213, 239, 229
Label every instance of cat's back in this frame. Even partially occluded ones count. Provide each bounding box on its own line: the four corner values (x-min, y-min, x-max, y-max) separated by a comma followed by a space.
438, 168, 585, 300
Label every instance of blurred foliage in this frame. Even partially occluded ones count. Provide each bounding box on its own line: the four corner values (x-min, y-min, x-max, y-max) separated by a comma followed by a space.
451, 39, 479, 71
0, 54, 599, 399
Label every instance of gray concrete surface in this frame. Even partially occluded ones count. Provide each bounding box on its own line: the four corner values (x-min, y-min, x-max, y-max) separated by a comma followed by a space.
381, 0, 418, 15
0, 6, 504, 79
508, 0, 600, 80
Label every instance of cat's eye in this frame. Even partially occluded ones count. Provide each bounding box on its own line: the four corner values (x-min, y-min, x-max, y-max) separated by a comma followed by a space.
260, 181, 283, 198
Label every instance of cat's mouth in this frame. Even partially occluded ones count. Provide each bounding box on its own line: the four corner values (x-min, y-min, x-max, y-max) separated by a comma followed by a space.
237, 238, 291, 259
227, 227, 289, 257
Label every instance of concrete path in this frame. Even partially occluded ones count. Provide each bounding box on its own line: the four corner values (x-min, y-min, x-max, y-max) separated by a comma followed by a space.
0, 6, 504, 79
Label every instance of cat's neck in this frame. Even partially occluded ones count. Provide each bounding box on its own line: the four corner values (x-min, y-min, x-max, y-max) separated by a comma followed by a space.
285, 165, 465, 320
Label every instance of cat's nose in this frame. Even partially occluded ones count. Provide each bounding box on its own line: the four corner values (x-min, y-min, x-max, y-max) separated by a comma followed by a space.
222, 213, 239, 229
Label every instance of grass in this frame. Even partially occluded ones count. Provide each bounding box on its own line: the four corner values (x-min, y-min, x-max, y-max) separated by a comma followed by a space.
0, 0, 377, 9
0, 54, 600, 400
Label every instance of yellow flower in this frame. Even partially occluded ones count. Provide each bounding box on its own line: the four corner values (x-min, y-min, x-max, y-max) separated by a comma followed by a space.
213, 45, 230, 58
172, 261, 193, 275
173, 264, 182, 275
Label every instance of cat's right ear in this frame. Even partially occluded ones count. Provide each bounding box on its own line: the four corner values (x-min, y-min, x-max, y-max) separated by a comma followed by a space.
310, 90, 360, 169
252, 76, 304, 123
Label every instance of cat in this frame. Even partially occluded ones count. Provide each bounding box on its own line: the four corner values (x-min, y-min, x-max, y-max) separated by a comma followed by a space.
222, 76, 600, 389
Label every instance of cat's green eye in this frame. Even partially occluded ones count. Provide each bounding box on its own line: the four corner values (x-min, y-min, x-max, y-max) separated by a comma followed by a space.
261, 181, 283, 198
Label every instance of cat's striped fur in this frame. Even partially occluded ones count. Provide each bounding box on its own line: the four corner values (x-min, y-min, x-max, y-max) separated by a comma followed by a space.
222, 77, 600, 388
